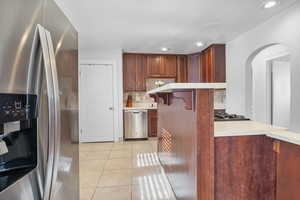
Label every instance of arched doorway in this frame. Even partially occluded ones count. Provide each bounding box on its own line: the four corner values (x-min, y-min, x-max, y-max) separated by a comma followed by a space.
245, 44, 291, 128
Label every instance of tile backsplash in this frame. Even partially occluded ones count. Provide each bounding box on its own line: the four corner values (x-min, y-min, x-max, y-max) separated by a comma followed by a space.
124, 90, 226, 109
214, 89, 226, 110
124, 92, 157, 108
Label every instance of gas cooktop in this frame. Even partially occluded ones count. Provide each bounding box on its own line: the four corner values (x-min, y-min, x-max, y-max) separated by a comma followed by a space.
214, 111, 250, 121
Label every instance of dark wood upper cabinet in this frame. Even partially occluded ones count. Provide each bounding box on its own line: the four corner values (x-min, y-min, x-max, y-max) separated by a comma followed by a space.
201, 44, 226, 83
123, 54, 137, 91
124, 45, 226, 91
123, 54, 146, 92
187, 44, 226, 83
276, 141, 300, 200
136, 55, 147, 91
187, 53, 201, 82
146, 55, 162, 77
213, 44, 226, 82
176, 55, 188, 82
162, 55, 177, 77
146, 55, 177, 78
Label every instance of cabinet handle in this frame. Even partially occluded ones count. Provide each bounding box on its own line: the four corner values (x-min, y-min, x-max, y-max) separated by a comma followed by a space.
273, 141, 280, 153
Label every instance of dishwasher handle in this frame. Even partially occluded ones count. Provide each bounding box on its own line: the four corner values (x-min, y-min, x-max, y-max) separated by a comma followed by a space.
124, 110, 148, 113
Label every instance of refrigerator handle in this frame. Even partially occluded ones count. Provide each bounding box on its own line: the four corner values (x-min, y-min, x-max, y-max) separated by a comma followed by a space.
45, 29, 61, 200
35, 25, 56, 200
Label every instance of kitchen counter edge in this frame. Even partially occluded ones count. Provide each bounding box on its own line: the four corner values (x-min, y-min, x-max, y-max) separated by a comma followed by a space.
215, 121, 300, 146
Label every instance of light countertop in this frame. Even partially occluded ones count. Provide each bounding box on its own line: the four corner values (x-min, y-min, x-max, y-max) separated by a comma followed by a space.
147, 83, 227, 94
215, 121, 300, 146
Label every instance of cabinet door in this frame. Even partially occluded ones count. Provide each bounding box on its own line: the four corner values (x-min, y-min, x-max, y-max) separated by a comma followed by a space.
206, 48, 214, 82
201, 48, 213, 82
200, 51, 207, 82
147, 55, 162, 77
212, 44, 226, 82
187, 54, 201, 82
276, 141, 300, 200
162, 55, 177, 77
177, 55, 188, 82
148, 110, 158, 137
215, 136, 276, 200
136, 55, 146, 91
123, 54, 136, 91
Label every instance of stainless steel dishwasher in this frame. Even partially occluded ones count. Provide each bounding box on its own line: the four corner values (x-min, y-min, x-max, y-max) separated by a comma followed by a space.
124, 109, 148, 139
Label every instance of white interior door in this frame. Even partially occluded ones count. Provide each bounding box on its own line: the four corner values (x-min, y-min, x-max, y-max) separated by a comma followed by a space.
80, 64, 114, 142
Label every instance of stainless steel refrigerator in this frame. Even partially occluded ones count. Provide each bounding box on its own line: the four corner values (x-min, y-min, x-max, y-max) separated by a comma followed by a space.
0, 0, 79, 199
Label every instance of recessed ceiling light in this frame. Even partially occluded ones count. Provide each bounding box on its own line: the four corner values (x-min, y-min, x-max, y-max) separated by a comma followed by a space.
263, 0, 278, 9
196, 42, 204, 47
161, 47, 169, 52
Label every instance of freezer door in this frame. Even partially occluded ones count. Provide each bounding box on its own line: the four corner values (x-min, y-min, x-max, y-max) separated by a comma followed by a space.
0, 25, 57, 200
0, 0, 43, 94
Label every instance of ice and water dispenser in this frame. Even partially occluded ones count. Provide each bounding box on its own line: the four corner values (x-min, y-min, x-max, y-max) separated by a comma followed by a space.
0, 94, 37, 192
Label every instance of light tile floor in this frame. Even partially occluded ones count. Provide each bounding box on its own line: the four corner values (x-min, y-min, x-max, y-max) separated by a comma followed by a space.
79, 139, 177, 200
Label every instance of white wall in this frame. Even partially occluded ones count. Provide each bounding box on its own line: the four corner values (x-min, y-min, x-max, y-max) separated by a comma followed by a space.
79, 49, 124, 141
251, 45, 289, 124
226, 2, 300, 132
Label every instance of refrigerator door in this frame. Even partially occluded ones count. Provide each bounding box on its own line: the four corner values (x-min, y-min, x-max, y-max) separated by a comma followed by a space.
43, 1, 79, 199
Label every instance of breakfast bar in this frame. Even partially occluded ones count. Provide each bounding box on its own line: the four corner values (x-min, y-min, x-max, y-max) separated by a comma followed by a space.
148, 83, 300, 200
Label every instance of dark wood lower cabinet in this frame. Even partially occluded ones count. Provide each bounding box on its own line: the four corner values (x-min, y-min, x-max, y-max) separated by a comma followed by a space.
276, 141, 300, 200
215, 136, 277, 200
153, 90, 299, 200
148, 110, 157, 137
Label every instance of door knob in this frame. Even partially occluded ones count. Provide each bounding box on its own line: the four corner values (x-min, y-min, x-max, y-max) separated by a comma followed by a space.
109, 107, 114, 110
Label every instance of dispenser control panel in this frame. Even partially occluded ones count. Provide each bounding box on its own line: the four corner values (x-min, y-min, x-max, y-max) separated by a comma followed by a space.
0, 94, 37, 123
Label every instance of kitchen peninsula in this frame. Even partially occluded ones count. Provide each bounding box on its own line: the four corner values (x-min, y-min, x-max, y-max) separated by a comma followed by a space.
148, 83, 300, 200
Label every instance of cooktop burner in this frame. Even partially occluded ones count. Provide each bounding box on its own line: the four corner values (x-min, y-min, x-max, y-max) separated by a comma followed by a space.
214, 111, 250, 121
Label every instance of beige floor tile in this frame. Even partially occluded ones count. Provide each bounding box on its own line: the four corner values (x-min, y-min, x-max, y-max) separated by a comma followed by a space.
132, 166, 163, 185
104, 158, 133, 170
152, 144, 158, 152
80, 151, 111, 161
79, 140, 176, 200
132, 184, 176, 200
132, 143, 153, 150
132, 152, 160, 168
80, 172, 102, 188
110, 150, 132, 159
112, 143, 132, 150
132, 149, 155, 159
98, 170, 132, 187
80, 188, 95, 200
92, 186, 131, 200
80, 160, 106, 173
102, 169, 132, 175
80, 143, 113, 152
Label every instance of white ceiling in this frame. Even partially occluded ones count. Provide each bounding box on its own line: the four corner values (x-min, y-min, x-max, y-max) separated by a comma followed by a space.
55, 0, 298, 54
